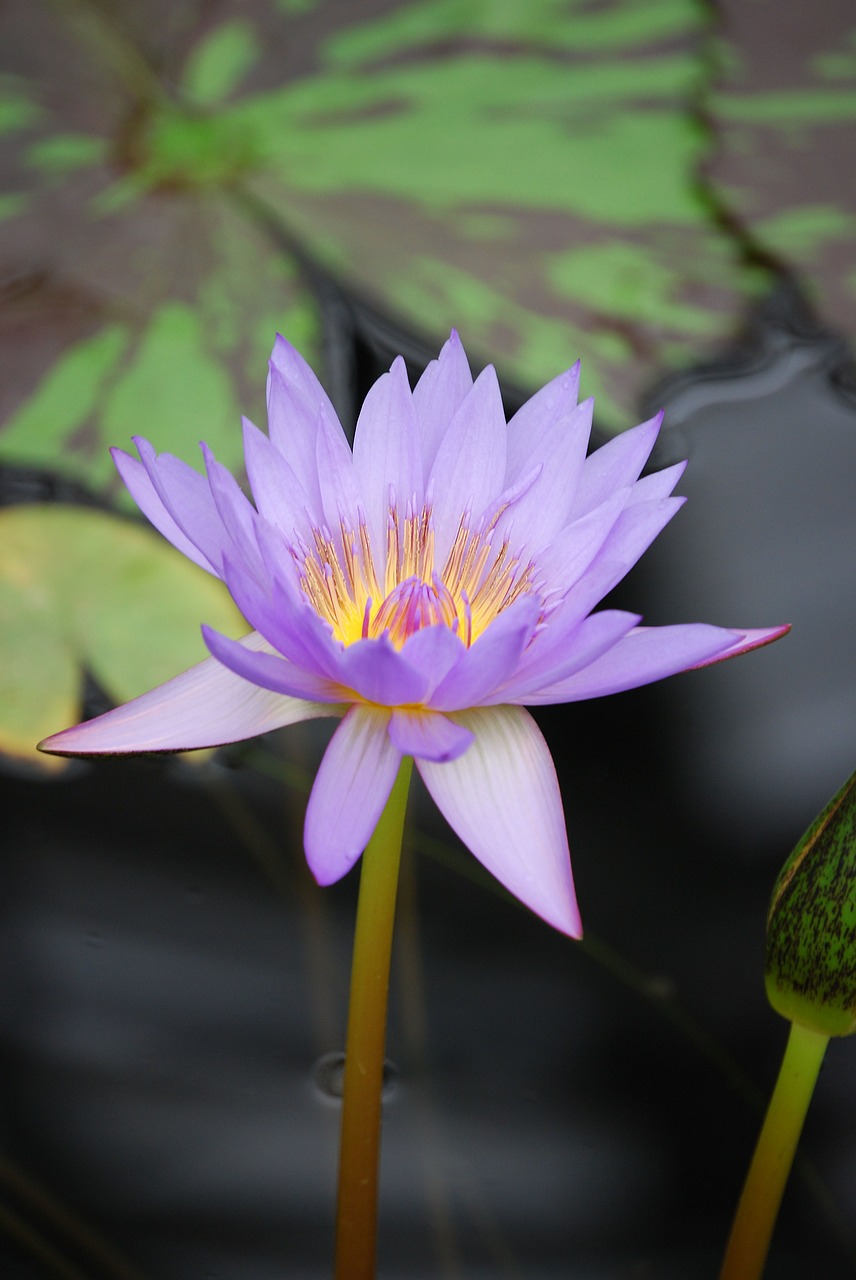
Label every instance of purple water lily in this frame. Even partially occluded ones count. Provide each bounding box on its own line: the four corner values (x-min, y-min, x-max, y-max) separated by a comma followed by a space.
40, 332, 788, 936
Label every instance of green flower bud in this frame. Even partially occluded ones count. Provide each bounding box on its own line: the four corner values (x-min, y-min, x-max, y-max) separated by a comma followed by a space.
766, 768, 856, 1036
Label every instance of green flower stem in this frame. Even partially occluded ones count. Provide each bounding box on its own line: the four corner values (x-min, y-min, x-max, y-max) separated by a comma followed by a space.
334, 757, 413, 1280
719, 1020, 829, 1280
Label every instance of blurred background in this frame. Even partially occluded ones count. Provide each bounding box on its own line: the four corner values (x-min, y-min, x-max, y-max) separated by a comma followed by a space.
1, 1, 855, 1276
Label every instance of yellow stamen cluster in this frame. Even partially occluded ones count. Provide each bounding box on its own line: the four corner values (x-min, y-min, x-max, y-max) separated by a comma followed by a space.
296, 500, 534, 649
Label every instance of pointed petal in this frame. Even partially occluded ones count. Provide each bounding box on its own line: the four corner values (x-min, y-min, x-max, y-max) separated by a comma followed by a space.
429, 365, 508, 564
242, 417, 314, 538
202, 626, 346, 702
417, 706, 581, 936
690, 624, 791, 667
499, 609, 641, 703
304, 705, 401, 885
201, 443, 263, 578
38, 634, 339, 756
532, 622, 789, 703
571, 411, 663, 519
429, 596, 541, 711
219, 553, 339, 680
389, 708, 474, 762
353, 356, 422, 555
266, 363, 325, 512
628, 459, 687, 504
270, 332, 335, 403
534, 489, 630, 597
111, 447, 217, 575
316, 408, 364, 537
412, 329, 474, 474
132, 438, 229, 576
552, 494, 685, 626
506, 362, 581, 482
267, 334, 338, 507
494, 400, 593, 552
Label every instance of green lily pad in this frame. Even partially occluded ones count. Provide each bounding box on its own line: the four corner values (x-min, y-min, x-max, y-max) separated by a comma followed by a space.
0, 506, 244, 769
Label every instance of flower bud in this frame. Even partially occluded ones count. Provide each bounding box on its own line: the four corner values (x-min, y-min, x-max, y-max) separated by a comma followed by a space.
766, 768, 856, 1036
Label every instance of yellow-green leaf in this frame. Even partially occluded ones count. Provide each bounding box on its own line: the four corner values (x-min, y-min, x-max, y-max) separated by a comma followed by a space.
0, 505, 245, 769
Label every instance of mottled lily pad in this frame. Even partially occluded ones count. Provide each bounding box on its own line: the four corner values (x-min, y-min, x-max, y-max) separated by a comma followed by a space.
0, 4, 321, 496
1, 0, 769, 452
234, 0, 767, 422
0, 506, 244, 768
705, 0, 856, 339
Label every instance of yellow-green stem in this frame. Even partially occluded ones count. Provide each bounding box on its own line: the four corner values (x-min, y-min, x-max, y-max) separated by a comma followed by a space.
334, 757, 413, 1280
719, 1019, 829, 1280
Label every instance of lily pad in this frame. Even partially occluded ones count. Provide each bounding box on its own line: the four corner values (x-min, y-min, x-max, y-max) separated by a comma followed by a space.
1, 0, 769, 447
234, 0, 766, 423
705, 0, 856, 339
0, 506, 244, 769
0, 0, 321, 495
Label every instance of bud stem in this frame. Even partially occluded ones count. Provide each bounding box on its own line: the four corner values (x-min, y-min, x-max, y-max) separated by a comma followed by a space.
334, 757, 413, 1280
719, 1020, 828, 1280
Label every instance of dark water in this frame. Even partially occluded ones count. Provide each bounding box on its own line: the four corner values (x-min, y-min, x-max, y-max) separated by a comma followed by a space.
2, 290, 856, 1278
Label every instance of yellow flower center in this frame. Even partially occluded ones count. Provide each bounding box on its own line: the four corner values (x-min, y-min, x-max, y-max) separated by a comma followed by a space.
296, 501, 534, 648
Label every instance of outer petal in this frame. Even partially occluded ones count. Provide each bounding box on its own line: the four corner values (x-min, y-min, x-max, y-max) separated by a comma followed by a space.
627, 460, 687, 504
316, 408, 364, 538
201, 443, 263, 579
202, 626, 347, 703
267, 334, 338, 507
551, 494, 686, 627
111, 447, 216, 575
493, 400, 593, 552
429, 365, 508, 564
570, 411, 663, 519
388, 708, 474, 761
417, 706, 581, 937
497, 609, 641, 703
353, 355, 422, 556
304, 705, 401, 885
534, 489, 630, 598
506, 362, 581, 483
242, 417, 314, 538
132, 438, 230, 576
269, 332, 336, 406
691, 624, 791, 667
412, 329, 474, 474
531, 623, 789, 703
220, 553, 341, 681
38, 633, 340, 756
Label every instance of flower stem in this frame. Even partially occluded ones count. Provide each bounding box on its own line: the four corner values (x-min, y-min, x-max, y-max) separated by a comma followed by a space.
719, 1020, 829, 1280
334, 757, 413, 1280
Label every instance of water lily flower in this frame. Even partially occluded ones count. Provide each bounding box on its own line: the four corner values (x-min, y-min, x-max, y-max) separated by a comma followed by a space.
39, 332, 788, 936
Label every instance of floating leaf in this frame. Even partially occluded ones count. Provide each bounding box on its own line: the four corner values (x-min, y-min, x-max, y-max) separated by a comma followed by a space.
0, 183, 321, 494
0, 506, 244, 769
213, 0, 763, 423
706, 0, 856, 339
0, 0, 809, 454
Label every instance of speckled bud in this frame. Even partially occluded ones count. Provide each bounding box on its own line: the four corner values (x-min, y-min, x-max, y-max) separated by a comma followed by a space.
766, 768, 856, 1036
